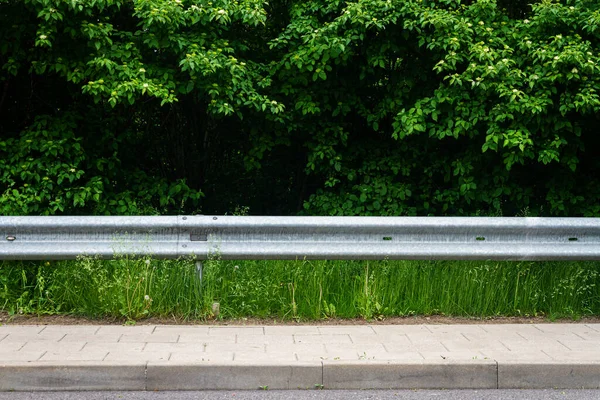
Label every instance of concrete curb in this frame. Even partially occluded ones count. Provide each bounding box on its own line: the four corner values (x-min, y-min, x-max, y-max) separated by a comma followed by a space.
147, 362, 322, 390
2, 360, 600, 391
0, 361, 146, 391
322, 360, 498, 389
498, 361, 600, 389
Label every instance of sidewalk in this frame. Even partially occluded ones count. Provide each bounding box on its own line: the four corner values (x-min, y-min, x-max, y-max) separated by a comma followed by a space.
1, 323, 600, 391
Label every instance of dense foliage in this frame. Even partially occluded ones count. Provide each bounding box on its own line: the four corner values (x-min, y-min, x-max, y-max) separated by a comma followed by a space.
1, 0, 599, 216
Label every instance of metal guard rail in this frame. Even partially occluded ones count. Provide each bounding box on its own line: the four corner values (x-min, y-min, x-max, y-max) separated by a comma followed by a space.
1, 216, 599, 261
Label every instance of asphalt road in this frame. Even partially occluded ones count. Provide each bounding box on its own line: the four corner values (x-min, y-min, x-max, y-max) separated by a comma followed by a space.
0, 391, 599, 400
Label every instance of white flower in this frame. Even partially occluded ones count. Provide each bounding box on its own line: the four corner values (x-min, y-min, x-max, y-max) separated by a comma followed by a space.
144, 295, 151, 301
553, 56, 559, 60
143, 83, 149, 88
39, 35, 47, 40
217, 9, 226, 15
145, 260, 151, 265
523, 19, 530, 24
512, 89, 518, 93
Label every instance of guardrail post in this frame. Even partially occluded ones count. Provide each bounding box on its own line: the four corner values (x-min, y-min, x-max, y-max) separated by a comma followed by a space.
195, 260, 203, 284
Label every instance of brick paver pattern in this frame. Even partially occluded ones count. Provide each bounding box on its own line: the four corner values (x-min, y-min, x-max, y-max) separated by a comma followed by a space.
1, 324, 599, 364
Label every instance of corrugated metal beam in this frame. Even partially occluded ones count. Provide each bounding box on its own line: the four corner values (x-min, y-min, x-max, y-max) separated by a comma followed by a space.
1, 216, 599, 261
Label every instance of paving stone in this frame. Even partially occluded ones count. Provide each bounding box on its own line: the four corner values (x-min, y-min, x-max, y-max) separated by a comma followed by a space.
425, 325, 488, 335
382, 342, 419, 353
294, 334, 352, 344
266, 343, 325, 355
208, 327, 264, 335
40, 326, 100, 335
495, 338, 572, 352
441, 339, 511, 352
60, 333, 122, 343
0, 351, 45, 362
351, 333, 412, 345
461, 330, 524, 342
169, 351, 233, 362
370, 351, 424, 361
371, 325, 432, 335
104, 350, 170, 362
205, 343, 264, 354
96, 326, 155, 334
540, 350, 600, 361
419, 351, 488, 361
404, 335, 449, 352
234, 351, 296, 362
559, 338, 600, 350
40, 350, 108, 361
118, 332, 179, 343
21, 341, 86, 352
0, 342, 26, 351
153, 326, 210, 334
2, 332, 66, 342
534, 324, 600, 334
178, 333, 236, 343
82, 342, 146, 352
237, 334, 294, 345
480, 350, 553, 362
325, 343, 387, 360
318, 326, 376, 335
0, 326, 45, 335
144, 342, 205, 353
264, 326, 320, 335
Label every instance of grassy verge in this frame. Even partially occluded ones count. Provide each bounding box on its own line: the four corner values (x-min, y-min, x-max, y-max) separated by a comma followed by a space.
1, 258, 599, 321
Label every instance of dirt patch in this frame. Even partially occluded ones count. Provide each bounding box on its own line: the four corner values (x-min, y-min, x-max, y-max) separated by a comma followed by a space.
1, 311, 599, 326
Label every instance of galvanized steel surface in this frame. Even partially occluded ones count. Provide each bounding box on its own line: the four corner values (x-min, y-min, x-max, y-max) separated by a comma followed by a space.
0, 216, 599, 261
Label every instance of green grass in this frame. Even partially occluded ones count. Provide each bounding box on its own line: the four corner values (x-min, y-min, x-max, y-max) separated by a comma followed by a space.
1, 258, 599, 321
